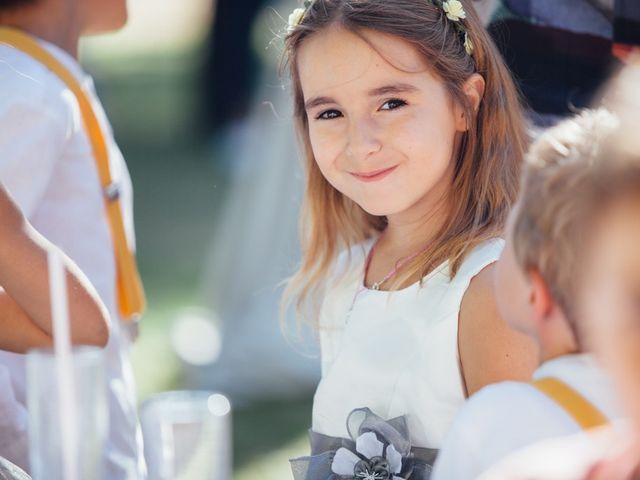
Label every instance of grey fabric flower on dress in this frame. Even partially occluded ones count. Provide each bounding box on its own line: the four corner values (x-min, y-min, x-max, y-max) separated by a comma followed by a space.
331, 431, 405, 480
289, 408, 436, 480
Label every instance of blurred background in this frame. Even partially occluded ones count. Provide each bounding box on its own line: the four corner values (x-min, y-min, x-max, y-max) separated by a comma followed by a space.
81, 0, 318, 478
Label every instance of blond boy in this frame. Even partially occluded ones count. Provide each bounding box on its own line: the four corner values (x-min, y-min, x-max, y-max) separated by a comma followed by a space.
432, 109, 626, 480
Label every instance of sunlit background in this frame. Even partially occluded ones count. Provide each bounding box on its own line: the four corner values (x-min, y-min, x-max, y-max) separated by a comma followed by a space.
82, 1, 317, 478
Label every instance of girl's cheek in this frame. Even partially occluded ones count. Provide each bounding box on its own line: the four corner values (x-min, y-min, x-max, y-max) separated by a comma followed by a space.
311, 130, 344, 167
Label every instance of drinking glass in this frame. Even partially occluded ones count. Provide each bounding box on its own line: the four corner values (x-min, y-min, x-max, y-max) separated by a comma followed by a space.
26, 346, 107, 480
140, 390, 232, 480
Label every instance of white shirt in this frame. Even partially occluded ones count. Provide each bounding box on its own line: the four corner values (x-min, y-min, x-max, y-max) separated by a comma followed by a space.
0, 37, 145, 479
312, 238, 504, 449
478, 420, 634, 480
432, 354, 624, 480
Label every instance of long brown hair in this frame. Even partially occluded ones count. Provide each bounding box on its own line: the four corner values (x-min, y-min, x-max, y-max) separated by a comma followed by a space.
282, 0, 528, 326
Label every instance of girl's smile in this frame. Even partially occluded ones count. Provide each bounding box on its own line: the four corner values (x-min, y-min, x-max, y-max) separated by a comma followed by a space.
350, 165, 399, 183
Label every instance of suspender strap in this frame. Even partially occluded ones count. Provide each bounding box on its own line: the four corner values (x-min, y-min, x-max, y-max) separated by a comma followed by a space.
0, 27, 146, 320
533, 377, 609, 430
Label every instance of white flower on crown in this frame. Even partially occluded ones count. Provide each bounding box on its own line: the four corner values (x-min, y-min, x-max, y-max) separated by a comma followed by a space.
288, 7, 306, 33
464, 32, 474, 55
442, 0, 467, 22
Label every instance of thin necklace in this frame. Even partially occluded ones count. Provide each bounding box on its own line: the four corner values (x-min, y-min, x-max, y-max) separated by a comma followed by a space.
350, 232, 434, 308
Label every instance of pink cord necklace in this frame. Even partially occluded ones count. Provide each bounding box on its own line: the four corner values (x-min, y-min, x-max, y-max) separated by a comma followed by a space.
350, 232, 434, 308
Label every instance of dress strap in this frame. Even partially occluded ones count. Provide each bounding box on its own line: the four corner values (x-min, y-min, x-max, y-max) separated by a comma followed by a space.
350, 233, 384, 308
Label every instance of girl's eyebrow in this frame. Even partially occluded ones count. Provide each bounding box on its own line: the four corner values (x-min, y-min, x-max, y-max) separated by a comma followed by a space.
305, 96, 336, 111
304, 83, 419, 111
368, 83, 419, 97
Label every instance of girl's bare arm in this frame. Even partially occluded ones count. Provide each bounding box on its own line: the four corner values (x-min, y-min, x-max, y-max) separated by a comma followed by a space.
458, 263, 539, 396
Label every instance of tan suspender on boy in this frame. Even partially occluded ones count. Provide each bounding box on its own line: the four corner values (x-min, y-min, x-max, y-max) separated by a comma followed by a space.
533, 377, 609, 430
0, 27, 146, 320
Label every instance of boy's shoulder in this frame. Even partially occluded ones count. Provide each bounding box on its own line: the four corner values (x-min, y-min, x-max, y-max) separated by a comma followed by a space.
433, 379, 585, 479
446, 378, 592, 453
454, 380, 553, 429
0, 43, 74, 118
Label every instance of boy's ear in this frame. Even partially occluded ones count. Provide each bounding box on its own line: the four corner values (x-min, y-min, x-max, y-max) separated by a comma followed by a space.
527, 269, 554, 321
456, 73, 486, 131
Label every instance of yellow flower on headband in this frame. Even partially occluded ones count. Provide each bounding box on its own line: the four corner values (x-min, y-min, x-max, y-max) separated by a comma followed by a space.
464, 33, 474, 55
442, 0, 467, 22
288, 7, 306, 33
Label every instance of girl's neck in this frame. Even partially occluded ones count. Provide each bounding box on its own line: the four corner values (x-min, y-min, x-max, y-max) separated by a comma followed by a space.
381, 191, 450, 256
365, 202, 449, 290
0, 5, 81, 59
381, 149, 456, 254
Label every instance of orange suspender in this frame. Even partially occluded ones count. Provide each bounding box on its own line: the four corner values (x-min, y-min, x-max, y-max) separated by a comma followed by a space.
0, 27, 146, 320
533, 377, 609, 430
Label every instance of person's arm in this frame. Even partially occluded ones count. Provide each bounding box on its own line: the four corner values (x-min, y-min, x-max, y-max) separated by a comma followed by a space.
458, 263, 538, 396
0, 185, 110, 351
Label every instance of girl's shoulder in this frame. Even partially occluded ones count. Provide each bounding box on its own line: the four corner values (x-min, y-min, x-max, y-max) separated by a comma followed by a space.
318, 238, 376, 327
331, 236, 377, 281
330, 236, 504, 287
451, 237, 505, 284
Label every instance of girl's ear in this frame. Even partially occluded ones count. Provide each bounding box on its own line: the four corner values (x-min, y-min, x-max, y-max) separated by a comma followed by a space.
455, 73, 486, 131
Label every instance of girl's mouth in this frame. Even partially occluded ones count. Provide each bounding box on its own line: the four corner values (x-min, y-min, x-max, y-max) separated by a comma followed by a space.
350, 166, 398, 183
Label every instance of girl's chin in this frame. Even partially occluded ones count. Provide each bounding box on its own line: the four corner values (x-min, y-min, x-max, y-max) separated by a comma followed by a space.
355, 200, 405, 218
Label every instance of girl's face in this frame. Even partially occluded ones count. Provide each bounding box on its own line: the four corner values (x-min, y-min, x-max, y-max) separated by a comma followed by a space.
297, 26, 469, 218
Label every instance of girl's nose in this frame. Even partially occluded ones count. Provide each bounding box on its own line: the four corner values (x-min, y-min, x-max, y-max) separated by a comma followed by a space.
345, 117, 382, 161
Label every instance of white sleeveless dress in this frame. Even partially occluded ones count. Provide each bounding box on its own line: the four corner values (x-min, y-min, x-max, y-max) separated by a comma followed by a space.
312, 237, 505, 449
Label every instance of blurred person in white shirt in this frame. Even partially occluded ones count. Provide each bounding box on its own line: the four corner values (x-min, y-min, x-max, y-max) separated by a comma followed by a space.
0, 0, 146, 477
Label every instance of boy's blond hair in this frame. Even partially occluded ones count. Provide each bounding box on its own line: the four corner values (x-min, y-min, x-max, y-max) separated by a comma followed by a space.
511, 60, 639, 331
511, 109, 619, 324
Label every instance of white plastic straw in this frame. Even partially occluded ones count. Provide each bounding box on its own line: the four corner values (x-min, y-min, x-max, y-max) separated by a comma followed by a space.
48, 249, 78, 480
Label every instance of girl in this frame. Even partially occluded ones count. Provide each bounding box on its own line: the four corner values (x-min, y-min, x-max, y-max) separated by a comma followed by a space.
283, 0, 538, 477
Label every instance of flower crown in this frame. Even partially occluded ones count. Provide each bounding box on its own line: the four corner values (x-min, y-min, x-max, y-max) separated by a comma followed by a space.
287, 0, 474, 56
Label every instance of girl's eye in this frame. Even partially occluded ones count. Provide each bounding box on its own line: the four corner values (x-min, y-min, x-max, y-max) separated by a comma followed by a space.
316, 109, 343, 120
380, 99, 407, 111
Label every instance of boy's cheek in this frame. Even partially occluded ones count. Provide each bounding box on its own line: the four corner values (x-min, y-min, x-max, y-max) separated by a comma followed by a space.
580, 272, 636, 359
581, 226, 640, 350
577, 272, 612, 351
610, 337, 640, 426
